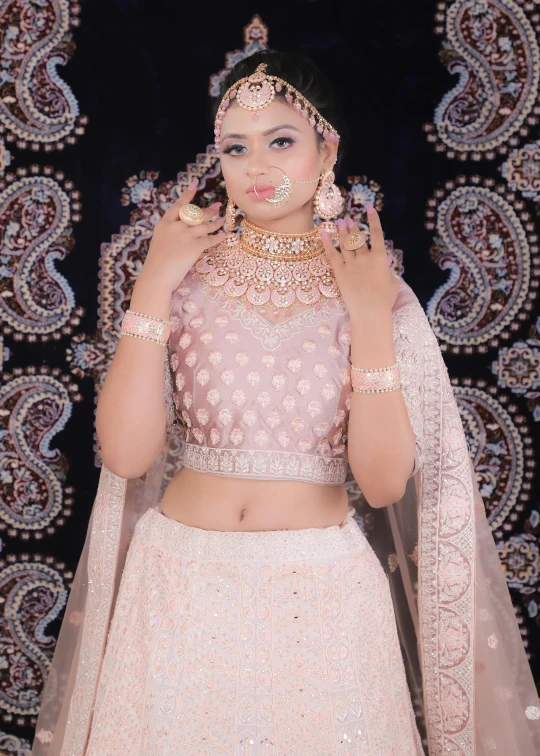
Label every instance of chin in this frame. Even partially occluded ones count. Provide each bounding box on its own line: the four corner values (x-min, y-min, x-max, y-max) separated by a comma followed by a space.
242, 205, 302, 224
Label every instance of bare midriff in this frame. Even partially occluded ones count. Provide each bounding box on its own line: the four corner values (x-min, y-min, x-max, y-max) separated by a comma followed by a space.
159, 467, 349, 532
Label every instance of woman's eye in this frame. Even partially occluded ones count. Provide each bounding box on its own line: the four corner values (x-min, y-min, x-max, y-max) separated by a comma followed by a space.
221, 136, 294, 156
222, 143, 245, 156
271, 136, 294, 149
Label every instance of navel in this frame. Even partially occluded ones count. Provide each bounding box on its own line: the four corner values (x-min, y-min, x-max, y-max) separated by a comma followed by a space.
240, 508, 247, 521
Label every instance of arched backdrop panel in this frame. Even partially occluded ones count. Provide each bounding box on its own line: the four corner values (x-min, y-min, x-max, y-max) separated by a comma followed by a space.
0, 1, 538, 751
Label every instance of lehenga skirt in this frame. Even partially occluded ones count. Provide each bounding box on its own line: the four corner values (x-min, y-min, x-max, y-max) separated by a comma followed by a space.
85, 504, 423, 756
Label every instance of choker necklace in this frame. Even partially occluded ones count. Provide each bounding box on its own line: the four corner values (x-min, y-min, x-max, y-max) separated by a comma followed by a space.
194, 220, 341, 319
241, 218, 324, 261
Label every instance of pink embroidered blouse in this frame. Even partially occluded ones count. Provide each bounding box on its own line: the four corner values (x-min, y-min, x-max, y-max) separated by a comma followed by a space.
167, 261, 416, 486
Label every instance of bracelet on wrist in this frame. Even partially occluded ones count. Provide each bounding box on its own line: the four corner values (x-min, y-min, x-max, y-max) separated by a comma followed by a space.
120, 309, 172, 347
350, 362, 401, 393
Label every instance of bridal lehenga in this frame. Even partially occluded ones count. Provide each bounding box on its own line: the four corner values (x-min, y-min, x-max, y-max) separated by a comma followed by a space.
31, 249, 540, 754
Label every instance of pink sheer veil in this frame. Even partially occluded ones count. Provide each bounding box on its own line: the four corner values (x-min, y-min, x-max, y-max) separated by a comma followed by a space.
31, 282, 540, 755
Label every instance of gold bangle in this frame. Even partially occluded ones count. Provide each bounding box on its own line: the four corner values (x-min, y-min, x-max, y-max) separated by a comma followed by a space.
120, 331, 168, 347
350, 362, 401, 393
121, 309, 172, 346
350, 362, 399, 372
125, 308, 172, 326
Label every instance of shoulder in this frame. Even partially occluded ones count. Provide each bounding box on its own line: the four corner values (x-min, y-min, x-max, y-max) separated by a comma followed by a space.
391, 278, 442, 359
392, 278, 431, 341
392, 277, 420, 312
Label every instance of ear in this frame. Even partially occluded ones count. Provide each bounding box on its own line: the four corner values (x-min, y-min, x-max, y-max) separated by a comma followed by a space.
320, 139, 339, 173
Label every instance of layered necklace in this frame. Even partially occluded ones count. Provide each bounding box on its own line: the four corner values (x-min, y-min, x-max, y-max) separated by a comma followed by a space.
194, 219, 341, 321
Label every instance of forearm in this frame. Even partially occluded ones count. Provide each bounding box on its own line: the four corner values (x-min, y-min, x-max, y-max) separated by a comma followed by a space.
347, 310, 416, 508
95, 275, 173, 478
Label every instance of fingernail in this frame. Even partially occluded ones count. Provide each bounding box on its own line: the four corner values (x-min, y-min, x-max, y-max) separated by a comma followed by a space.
346, 217, 355, 229
321, 230, 329, 240
210, 201, 222, 209
189, 179, 198, 190
366, 202, 375, 215
336, 218, 346, 230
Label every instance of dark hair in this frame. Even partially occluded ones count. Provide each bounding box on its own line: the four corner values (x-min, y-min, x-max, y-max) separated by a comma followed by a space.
211, 50, 345, 168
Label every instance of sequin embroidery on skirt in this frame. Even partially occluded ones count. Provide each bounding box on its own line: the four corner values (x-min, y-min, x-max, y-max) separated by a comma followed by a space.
85, 505, 423, 755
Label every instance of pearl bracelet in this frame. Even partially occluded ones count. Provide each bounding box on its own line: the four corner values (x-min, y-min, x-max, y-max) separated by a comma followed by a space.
120, 309, 172, 346
350, 362, 401, 393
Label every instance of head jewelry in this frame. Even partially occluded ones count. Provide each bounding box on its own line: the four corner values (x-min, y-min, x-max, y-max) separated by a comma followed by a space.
214, 63, 340, 153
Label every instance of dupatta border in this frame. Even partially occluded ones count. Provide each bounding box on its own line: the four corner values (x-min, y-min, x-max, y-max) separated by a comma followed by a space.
417, 307, 476, 756
61, 467, 128, 754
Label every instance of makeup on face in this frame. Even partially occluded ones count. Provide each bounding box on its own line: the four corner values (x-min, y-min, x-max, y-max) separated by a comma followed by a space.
219, 101, 309, 161
219, 100, 334, 224
245, 184, 276, 201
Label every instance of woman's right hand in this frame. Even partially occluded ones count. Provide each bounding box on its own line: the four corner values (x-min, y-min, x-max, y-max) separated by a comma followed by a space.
138, 179, 232, 294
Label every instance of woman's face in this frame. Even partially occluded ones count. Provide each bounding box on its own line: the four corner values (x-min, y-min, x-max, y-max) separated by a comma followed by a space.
218, 98, 337, 226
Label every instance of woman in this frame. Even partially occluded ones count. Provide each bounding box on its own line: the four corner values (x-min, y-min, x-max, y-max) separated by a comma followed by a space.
32, 50, 539, 755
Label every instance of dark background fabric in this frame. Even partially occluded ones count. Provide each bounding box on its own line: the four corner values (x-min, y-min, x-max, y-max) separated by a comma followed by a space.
0, 1, 538, 750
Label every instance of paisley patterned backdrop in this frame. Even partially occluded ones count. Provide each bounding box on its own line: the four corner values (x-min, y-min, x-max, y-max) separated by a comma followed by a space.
0, 0, 539, 751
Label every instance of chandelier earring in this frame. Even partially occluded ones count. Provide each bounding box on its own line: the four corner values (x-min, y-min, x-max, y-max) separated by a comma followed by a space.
314, 167, 344, 239
224, 193, 239, 240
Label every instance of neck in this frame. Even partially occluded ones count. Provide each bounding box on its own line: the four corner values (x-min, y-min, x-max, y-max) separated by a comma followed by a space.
244, 202, 316, 235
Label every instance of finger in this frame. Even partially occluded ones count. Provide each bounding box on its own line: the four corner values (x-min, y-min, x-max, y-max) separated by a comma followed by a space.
191, 215, 226, 237
191, 201, 222, 224
162, 178, 199, 222
198, 229, 235, 252
320, 229, 344, 274
365, 202, 385, 255
337, 218, 356, 263
203, 201, 223, 221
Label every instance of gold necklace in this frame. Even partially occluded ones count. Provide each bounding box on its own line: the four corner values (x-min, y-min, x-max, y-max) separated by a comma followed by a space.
241, 218, 324, 261
194, 220, 341, 319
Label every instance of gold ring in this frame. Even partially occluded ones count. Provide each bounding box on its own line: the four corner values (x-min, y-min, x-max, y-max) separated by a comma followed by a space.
178, 203, 204, 226
343, 231, 368, 251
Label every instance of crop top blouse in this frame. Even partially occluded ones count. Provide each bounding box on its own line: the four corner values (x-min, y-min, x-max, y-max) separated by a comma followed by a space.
165, 245, 417, 487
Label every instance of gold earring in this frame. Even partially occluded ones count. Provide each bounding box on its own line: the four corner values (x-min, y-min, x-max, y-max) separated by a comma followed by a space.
223, 193, 240, 246
225, 194, 237, 233
314, 165, 343, 239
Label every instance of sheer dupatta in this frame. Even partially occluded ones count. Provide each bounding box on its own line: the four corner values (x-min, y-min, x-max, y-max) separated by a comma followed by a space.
31, 285, 540, 755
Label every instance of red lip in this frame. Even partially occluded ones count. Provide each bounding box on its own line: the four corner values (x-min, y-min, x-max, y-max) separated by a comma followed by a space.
246, 184, 275, 200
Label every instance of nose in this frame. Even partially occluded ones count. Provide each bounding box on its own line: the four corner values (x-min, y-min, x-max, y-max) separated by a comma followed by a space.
246, 164, 270, 182
245, 143, 271, 182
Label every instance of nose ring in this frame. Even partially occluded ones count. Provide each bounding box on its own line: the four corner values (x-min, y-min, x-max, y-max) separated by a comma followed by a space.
253, 167, 292, 207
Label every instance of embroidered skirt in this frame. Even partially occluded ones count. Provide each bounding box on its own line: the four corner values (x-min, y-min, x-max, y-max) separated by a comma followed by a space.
85, 505, 423, 756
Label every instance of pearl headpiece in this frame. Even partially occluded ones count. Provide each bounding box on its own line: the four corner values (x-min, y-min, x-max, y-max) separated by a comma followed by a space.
214, 63, 341, 153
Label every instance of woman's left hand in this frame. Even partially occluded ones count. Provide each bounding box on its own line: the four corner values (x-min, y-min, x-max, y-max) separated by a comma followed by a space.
321, 203, 399, 321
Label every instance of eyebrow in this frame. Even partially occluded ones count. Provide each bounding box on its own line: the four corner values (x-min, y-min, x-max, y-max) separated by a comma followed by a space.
220, 124, 303, 140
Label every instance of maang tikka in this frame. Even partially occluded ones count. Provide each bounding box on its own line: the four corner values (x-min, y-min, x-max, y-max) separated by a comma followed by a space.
214, 63, 340, 154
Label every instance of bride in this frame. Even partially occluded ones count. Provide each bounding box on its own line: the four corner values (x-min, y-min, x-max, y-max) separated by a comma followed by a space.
32, 49, 539, 755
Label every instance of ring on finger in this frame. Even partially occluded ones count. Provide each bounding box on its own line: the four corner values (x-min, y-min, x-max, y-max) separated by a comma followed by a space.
178, 203, 204, 226
343, 230, 368, 251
